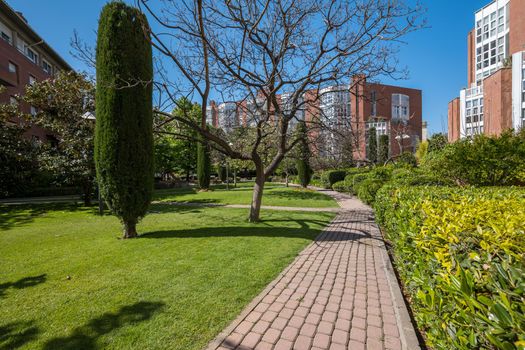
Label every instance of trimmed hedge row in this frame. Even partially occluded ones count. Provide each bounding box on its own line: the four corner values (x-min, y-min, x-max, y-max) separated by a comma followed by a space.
320, 170, 347, 189
375, 185, 525, 350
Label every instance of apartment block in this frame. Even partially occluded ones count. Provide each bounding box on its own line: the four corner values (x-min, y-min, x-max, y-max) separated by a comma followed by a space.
448, 0, 525, 141
0, 0, 71, 140
206, 77, 422, 162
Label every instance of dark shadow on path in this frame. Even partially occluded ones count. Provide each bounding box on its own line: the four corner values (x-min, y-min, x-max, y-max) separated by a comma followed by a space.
43, 301, 164, 350
0, 274, 47, 298
0, 321, 39, 350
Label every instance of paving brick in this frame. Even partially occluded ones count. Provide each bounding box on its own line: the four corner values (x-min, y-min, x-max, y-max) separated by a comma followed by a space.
317, 320, 334, 335
281, 326, 300, 341
252, 320, 271, 334
262, 328, 281, 344
299, 323, 317, 337
240, 332, 261, 348
312, 333, 331, 349
293, 335, 313, 349
206, 196, 417, 350
255, 341, 274, 350
274, 338, 294, 350
331, 329, 349, 345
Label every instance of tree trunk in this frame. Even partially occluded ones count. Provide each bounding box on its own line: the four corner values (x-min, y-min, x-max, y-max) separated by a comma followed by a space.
82, 181, 92, 206
249, 170, 265, 222
123, 220, 138, 239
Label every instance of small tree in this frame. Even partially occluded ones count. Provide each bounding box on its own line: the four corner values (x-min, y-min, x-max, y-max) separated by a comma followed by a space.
378, 135, 389, 164
24, 72, 96, 205
0, 102, 38, 198
197, 135, 211, 190
368, 127, 378, 164
296, 121, 312, 188
95, 2, 153, 238
340, 132, 354, 167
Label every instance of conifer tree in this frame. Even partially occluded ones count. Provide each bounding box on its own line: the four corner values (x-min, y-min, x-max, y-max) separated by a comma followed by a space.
197, 135, 211, 190
296, 121, 312, 188
95, 2, 153, 238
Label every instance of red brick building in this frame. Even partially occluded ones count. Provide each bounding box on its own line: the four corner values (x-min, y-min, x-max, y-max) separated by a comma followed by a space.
207, 77, 422, 162
0, 0, 71, 140
448, 0, 525, 141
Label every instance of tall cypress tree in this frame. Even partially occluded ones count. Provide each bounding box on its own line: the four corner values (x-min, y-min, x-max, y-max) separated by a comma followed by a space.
197, 135, 211, 190
367, 127, 378, 164
296, 121, 312, 188
95, 2, 153, 238
378, 135, 389, 164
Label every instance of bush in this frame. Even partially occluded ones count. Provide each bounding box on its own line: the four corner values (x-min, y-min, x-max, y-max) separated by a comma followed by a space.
375, 185, 525, 350
355, 178, 382, 204
346, 173, 369, 194
332, 180, 347, 192
395, 151, 417, 168
422, 130, 525, 186
390, 168, 454, 187
320, 170, 347, 189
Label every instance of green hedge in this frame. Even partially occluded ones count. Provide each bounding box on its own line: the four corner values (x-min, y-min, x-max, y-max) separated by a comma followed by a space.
375, 185, 525, 350
332, 180, 347, 192
320, 170, 347, 189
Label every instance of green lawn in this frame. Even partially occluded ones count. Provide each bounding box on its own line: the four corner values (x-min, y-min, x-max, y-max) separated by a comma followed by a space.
154, 183, 338, 208
0, 194, 335, 349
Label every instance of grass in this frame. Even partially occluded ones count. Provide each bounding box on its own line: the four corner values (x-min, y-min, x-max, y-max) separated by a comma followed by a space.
0, 190, 335, 349
154, 182, 338, 208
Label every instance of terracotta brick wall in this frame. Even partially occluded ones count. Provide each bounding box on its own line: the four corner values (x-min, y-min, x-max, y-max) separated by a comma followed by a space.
509, 0, 525, 55
447, 97, 461, 142
483, 68, 513, 135
0, 39, 54, 140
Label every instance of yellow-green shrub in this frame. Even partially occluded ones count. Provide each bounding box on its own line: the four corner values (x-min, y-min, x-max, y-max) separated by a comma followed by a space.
375, 185, 525, 350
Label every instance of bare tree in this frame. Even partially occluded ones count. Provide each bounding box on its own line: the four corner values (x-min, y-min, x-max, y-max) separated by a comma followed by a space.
136, 0, 423, 221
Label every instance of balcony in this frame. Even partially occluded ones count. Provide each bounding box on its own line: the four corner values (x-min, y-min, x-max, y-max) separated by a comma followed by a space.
465, 85, 483, 98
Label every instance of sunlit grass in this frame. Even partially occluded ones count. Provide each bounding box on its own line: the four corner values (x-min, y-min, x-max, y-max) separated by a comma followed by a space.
0, 198, 335, 349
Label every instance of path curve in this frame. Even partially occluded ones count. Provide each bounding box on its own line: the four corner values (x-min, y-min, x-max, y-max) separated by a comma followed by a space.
205, 189, 421, 350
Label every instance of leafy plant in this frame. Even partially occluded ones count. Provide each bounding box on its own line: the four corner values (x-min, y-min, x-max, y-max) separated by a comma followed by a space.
375, 185, 525, 350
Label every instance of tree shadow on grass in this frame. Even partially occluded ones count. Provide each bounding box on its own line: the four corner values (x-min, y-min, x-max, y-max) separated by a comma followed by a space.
0, 321, 39, 350
139, 214, 336, 241
43, 301, 164, 350
0, 274, 47, 298
0, 203, 82, 231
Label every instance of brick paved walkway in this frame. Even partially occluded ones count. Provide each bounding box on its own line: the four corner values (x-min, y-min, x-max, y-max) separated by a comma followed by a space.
206, 191, 420, 350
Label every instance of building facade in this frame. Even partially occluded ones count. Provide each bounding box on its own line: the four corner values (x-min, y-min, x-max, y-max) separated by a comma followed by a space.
0, 0, 71, 140
448, 0, 525, 141
206, 77, 422, 162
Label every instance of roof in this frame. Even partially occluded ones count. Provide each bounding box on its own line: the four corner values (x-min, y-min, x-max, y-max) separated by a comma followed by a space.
0, 0, 72, 71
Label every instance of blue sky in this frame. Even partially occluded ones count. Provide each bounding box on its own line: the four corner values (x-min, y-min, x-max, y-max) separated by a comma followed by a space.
8, 0, 491, 135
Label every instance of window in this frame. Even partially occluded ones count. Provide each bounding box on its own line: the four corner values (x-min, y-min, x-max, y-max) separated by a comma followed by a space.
26, 48, 38, 64
371, 91, 377, 116
42, 60, 52, 74
29, 75, 36, 85
1, 31, 10, 43
8, 61, 17, 73
30, 105, 37, 116
0, 20, 12, 44
10, 96, 17, 106
391, 94, 409, 121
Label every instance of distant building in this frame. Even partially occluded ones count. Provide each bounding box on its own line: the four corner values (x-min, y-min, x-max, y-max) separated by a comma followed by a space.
207, 76, 422, 162
448, 0, 525, 142
0, 0, 71, 140
422, 121, 428, 141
